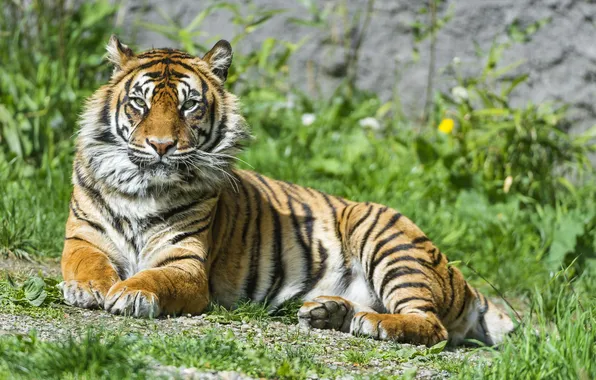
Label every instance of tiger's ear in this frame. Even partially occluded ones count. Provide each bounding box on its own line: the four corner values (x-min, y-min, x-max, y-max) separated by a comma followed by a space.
202, 40, 233, 82
106, 35, 135, 72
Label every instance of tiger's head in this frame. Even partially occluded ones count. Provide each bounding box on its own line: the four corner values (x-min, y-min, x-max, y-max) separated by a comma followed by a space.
77, 36, 249, 196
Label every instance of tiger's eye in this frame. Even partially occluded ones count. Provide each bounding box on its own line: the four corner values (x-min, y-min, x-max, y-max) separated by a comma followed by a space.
182, 100, 198, 111
131, 97, 146, 109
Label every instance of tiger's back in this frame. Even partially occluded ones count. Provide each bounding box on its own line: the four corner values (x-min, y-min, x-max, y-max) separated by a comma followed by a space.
60, 35, 515, 347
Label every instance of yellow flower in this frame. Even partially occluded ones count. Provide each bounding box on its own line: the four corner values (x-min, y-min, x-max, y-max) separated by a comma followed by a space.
438, 118, 455, 134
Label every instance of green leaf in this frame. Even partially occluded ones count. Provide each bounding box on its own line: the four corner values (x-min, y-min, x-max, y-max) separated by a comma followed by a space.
547, 212, 586, 270
415, 137, 440, 166
427, 339, 448, 354
258, 38, 276, 70
22, 277, 47, 307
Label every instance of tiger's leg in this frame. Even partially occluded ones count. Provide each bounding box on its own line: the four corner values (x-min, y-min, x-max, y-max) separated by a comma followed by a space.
104, 252, 209, 318
60, 237, 121, 309
341, 203, 449, 346
298, 296, 376, 332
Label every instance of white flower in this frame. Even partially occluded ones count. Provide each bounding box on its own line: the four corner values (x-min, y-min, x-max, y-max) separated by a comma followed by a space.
358, 117, 382, 131
301, 113, 316, 126
451, 86, 469, 104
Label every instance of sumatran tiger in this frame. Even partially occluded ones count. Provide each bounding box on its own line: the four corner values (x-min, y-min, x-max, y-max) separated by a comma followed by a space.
59, 35, 515, 347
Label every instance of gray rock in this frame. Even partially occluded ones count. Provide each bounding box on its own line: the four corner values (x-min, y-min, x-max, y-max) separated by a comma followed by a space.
119, 0, 596, 135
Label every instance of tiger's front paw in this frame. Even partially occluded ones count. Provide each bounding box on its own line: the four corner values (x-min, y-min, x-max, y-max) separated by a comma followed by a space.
105, 282, 160, 318
58, 280, 111, 309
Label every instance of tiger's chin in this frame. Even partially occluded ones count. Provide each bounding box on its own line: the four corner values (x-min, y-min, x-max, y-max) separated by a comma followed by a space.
140, 162, 177, 179
127, 161, 225, 197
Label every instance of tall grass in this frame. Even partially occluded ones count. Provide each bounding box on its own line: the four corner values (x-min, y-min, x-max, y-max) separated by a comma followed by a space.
0, 0, 118, 165
459, 286, 595, 379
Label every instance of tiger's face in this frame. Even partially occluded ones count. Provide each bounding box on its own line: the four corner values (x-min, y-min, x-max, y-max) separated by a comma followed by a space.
78, 36, 248, 196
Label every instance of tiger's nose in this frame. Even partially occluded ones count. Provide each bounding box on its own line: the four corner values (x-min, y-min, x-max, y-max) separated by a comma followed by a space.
147, 138, 177, 157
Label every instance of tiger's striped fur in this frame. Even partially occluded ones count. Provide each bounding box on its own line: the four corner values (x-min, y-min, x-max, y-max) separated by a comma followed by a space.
60, 36, 515, 346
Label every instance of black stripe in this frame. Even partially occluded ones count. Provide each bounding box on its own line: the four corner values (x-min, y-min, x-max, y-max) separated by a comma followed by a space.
334, 195, 348, 207
320, 192, 339, 239
163, 200, 202, 220
385, 281, 432, 301
99, 89, 112, 126
302, 202, 315, 253
367, 232, 404, 276
374, 212, 402, 239
321, 192, 351, 273
253, 173, 283, 206
239, 179, 252, 245
287, 197, 312, 292
163, 208, 213, 233
454, 284, 468, 321
144, 199, 202, 225
115, 93, 127, 142
170, 223, 210, 244
413, 305, 437, 313
128, 58, 201, 76
261, 195, 284, 303
349, 204, 373, 236
244, 181, 262, 300
411, 236, 430, 244
63, 236, 102, 250
367, 244, 415, 283
393, 295, 435, 312
385, 254, 432, 268
309, 240, 328, 288
95, 128, 118, 145
379, 266, 426, 299
442, 267, 456, 319
155, 254, 206, 268
359, 206, 387, 260
432, 251, 444, 266
474, 288, 489, 314
201, 103, 225, 153
222, 188, 241, 247
169, 69, 189, 79
69, 203, 106, 234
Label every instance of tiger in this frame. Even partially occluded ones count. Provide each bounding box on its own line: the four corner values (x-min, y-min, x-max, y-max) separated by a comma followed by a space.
59, 35, 515, 347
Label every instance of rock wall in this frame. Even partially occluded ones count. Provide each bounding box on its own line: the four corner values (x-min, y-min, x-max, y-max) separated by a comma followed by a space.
123, 0, 596, 133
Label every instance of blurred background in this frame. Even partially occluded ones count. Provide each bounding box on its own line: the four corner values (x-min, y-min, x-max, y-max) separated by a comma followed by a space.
1, 0, 595, 336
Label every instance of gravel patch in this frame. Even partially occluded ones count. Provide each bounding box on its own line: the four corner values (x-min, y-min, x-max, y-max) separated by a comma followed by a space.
0, 259, 479, 379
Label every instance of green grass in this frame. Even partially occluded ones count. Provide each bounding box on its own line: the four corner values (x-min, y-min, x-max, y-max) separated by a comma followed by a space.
0, 331, 149, 380
459, 291, 596, 379
0, 328, 338, 379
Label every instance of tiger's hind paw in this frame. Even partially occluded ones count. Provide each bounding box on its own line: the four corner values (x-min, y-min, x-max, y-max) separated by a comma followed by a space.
297, 296, 354, 332
350, 312, 448, 347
